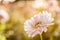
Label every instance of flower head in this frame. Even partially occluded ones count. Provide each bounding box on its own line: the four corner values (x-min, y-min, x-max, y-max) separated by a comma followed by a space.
0, 0, 2, 2
2, 0, 15, 4
24, 11, 54, 37
0, 9, 9, 23
32, 0, 47, 9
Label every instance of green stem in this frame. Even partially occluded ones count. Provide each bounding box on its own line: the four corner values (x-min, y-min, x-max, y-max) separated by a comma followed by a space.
40, 34, 43, 40
50, 35, 53, 40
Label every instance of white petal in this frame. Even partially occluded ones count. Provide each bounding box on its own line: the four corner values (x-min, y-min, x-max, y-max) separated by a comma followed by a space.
3, 0, 15, 2
0, 9, 9, 23
42, 27, 47, 32
39, 11, 54, 23
33, 14, 40, 22
28, 29, 39, 37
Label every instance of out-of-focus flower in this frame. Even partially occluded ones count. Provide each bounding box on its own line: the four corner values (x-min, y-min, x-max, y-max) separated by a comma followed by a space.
0, 9, 9, 23
0, 0, 15, 3
0, 0, 2, 2
4, 0, 15, 2
54, 31, 59, 37
24, 11, 54, 37
2, 0, 15, 4
49, 6, 60, 12
32, 0, 47, 9
46, 0, 60, 12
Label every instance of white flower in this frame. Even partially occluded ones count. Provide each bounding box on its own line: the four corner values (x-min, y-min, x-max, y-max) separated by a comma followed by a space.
47, 0, 60, 12
0, 0, 2, 2
24, 11, 54, 37
32, 0, 47, 8
0, 9, 9, 23
2, 0, 15, 4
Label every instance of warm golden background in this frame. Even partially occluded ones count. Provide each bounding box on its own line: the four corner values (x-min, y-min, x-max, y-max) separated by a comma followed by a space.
0, 0, 60, 40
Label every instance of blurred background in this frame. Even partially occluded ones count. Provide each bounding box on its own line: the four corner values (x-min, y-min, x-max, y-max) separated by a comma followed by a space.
0, 0, 60, 40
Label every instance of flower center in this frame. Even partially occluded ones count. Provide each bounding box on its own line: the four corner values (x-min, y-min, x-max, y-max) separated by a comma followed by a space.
33, 22, 42, 29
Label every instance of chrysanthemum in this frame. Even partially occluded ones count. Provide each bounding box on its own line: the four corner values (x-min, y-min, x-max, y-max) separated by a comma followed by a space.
24, 11, 54, 37
0, 9, 9, 23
